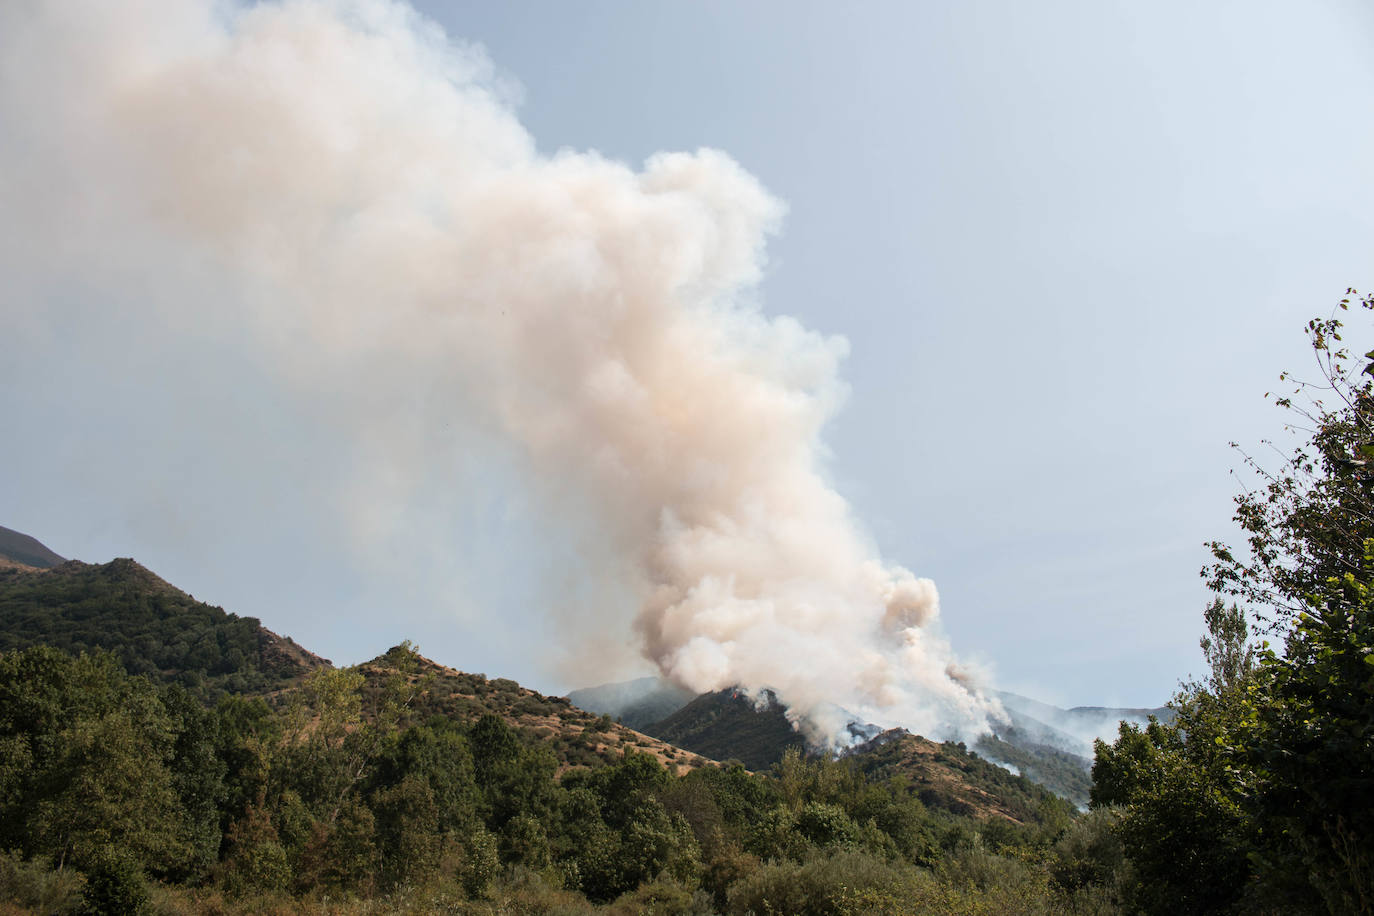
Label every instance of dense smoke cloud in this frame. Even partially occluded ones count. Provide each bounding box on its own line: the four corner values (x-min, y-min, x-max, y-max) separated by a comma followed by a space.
0, 0, 1004, 743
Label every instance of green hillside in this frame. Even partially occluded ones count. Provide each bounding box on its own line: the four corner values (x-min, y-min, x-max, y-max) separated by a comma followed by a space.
355, 649, 715, 775
641, 688, 806, 770
850, 731, 1074, 826
0, 547, 1123, 915
640, 690, 1077, 826
0, 558, 324, 698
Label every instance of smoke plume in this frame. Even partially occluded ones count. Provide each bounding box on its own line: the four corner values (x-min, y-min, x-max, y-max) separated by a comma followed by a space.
0, 0, 1004, 743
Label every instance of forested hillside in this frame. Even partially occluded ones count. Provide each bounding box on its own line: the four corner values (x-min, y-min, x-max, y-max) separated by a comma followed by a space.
0, 559, 325, 698
0, 550, 1105, 914
640, 689, 807, 771
0, 637, 1108, 916
354, 651, 714, 775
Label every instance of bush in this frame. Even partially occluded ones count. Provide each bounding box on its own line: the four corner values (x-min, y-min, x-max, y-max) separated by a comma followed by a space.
0, 851, 85, 915
795, 803, 860, 849
459, 827, 500, 899
81, 854, 150, 916
606, 877, 715, 915
1048, 808, 1125, 896
725, 849, 913, 916
478, 865, 595, 915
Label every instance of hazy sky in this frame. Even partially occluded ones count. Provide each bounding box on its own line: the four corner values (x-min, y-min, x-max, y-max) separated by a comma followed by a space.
3, 0, 1372, 709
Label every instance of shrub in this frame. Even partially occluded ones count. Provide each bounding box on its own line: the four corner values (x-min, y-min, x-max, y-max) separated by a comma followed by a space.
81, 854, 150, 916
1048, 808, 1125, 895
0, 851, 85, 915
725, 849, 913, 916
606, 877, 715, 916
459, 827, 500, 899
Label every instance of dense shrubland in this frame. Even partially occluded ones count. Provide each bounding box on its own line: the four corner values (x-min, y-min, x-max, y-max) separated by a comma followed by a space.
0, 641, 1119, 915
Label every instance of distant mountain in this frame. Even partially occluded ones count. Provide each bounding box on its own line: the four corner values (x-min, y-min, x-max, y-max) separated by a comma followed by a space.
994, 690, 1174, 754
630, 686, 1079, 820
642, 687, 807, 770
975, 723, 1093, 807
571, 676, 1168, 808
968, 692, 1175, 807
568, 675, 696, 730
0, 525, 65, 569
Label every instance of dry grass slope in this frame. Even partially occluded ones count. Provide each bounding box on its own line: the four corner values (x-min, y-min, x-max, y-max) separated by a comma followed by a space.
356, 653, 715, 775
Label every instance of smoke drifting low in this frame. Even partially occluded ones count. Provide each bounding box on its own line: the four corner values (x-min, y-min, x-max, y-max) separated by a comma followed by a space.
0, 0, 1003, 743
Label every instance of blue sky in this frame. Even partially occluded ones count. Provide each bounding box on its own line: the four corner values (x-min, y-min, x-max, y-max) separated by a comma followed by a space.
3, 0, 1373, 709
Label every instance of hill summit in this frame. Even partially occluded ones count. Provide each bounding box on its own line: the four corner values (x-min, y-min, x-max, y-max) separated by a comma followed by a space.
0, 552, 326, 697
0, 524, 65, 569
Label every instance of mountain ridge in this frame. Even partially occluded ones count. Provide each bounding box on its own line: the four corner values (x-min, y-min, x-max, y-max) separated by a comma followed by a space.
569, 677, 1171, 808
0, 523, 1086, 821
0, 524, 65, 569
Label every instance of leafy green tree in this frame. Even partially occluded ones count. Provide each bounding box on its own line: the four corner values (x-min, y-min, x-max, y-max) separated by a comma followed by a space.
1204, 292, 1374, 911
220, 795, 291, 894
1091, 552, 1262, 913
458, 826, 500, 899
794, 802, 861, 850
158, 685, 227, 880
369, 720, 478, 835
0, 647, 192, 875
293, 797, 377, 894
550, 784, 617, 899
469, 713, 557, 831
277, 666, 369, 820
500, 812, 551, 869
1098, 291, 1374, 914
277, 648, 428, 829
1091, 716, 1251, 914
1238, 565, 1374, 913
372, 773, 442, 888
211, 694, 278, 829
1206, 292, 1374, 630
556, 751, 700, 901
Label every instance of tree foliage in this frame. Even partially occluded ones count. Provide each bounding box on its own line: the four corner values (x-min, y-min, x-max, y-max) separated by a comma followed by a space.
1096, 290, 1374, 915
0, 638, 1126, 914
1206, 291, 1374, 629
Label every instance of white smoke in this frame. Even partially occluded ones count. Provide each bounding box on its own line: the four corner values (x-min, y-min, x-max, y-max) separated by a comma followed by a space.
0, 0, 1004, 743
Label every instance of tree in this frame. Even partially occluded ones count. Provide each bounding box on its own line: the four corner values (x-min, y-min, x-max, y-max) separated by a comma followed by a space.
1238, 564, 1374, 914
1205, 293, 1374, 912
1206, 291, 1374, 630
1089, 594, 1260, 915
1097, 290, 1374, 914
0, 647, 192, 876
1090, 714, 1252, 915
